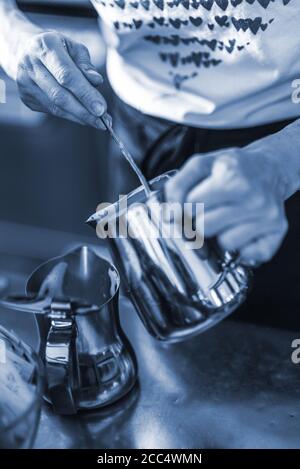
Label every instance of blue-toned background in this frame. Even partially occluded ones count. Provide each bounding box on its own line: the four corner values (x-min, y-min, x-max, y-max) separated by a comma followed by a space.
0, 0, 299, 332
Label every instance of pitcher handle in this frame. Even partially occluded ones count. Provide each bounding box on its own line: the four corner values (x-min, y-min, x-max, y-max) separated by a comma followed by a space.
0, 294, 51, 314
45, 300, 78, 415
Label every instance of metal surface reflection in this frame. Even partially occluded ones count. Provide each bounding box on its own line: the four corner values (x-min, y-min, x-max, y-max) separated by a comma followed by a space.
1, 253, 300, 449
33, 296, 300, 449
88, 172, 251, 343
0, 247, 137, 415
0, 326, 43, 448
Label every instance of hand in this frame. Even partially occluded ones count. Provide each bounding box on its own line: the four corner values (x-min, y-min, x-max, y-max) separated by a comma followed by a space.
165, 144, 289, 266
16, 31, 108, 129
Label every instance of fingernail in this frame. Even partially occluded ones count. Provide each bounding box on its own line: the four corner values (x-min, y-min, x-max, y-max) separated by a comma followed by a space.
87, 69, 103, 83
93, 102, 105, 116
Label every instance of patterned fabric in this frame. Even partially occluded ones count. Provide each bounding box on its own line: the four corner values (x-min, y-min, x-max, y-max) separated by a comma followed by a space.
91, 0, 300, 127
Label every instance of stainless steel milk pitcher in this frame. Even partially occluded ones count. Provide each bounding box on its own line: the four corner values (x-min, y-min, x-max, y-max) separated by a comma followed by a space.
0, 246, 137, 414
87, 172, 251, 343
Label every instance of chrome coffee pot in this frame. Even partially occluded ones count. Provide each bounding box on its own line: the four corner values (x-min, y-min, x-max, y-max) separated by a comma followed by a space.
0, 246, 137, 415
87, 171, 251, 343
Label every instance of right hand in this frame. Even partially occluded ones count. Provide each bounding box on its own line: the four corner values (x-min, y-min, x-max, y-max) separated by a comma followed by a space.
16, 31, 109, 129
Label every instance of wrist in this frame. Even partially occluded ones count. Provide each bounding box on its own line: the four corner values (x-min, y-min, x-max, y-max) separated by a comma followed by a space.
0, 6, 42, 79
245, 122, 300, 200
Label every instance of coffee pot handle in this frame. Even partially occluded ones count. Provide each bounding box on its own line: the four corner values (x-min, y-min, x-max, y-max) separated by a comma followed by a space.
0, 294, 99, 316
0, 295, 79, 414
0, 294, 51, 314
45, 313, 78, 415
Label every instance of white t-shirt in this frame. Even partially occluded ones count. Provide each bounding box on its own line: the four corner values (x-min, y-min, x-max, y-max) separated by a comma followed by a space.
91, 0, 300, 128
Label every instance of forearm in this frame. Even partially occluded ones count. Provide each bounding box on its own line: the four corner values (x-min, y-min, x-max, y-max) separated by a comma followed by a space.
247, 118, 300, 200
280, 118, 300, 199
0, 0, 42, 79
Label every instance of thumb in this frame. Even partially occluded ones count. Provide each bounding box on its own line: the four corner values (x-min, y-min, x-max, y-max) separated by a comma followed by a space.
239, 231, 285, 266
165, 153, 214, 205
65, 38, 103, 86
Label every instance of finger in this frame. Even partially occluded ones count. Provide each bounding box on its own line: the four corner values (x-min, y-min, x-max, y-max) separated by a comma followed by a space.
18, 79, 50, 112
21, 79, 104, 128
239, 232, 285, 265
102, 112, 113, 130
40, 36, 106, 117
52, 108, 90, 126
27, 91, 95, 126
32, 62, 105, 129
65, 39, 103, 86
187, 154, 249, 210
187, 175, 234, 211
165, 154, 214, 205
203, 205, 265, 238
218, 221, 285, 253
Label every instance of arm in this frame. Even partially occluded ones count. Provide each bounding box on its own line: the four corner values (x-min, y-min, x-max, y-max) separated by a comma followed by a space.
0, 0, 42, 79
0, 0, 108, 128
251, 118, 300, 200
165, 119, 300, 266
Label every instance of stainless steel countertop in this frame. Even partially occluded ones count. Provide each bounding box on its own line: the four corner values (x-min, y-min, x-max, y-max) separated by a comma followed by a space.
1, 264, 300, 449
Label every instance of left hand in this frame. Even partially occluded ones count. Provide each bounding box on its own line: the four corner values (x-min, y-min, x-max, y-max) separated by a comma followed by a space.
15, 31, 108, 128
165, 145, 289, 266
